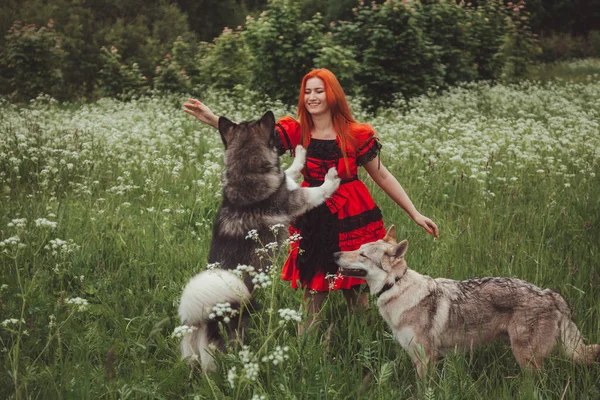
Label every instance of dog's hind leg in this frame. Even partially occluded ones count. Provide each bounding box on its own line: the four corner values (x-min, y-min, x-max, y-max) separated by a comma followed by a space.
508, 321, 546, 370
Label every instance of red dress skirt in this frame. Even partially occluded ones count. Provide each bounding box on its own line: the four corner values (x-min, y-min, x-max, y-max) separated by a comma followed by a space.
275, 117, 386, 292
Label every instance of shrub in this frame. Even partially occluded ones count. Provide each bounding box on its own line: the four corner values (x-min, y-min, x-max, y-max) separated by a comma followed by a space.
196, 27, 251, 90
467, 0, 508, 80
243, 0, 325, 104
496, 0, 541, 81
96, 46, 148, 99
1, 20, 65, 101
333, 0, 444, 110
153, 54, 191, 93
419, 0, 479, 85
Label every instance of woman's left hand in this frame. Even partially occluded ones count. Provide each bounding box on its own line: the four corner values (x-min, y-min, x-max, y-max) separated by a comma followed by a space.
413, 213, 439, 238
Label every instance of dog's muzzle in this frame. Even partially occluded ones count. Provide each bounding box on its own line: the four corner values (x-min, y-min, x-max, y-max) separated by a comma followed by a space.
334, 252, 367, 277
338, 267, 367, 277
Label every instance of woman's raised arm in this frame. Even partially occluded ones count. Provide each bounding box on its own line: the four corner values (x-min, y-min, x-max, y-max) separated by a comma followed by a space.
183, 98, 219, 129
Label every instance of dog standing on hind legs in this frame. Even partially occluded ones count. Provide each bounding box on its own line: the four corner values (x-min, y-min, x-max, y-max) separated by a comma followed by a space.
334, 225, 600, 379
178, 111, 341, 372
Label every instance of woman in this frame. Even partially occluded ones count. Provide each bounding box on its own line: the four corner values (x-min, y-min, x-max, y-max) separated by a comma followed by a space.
184, 68, 438, 334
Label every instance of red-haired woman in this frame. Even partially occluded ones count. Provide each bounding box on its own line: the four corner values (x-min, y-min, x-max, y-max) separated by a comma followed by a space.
184, 68, 438, 334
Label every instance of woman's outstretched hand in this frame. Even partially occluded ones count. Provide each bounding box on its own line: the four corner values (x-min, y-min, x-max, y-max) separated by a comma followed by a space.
413, 213, 439, 238
183, 98, 219, 128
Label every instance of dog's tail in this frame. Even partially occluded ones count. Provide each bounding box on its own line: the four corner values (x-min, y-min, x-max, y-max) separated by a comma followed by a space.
178, 269, 251, 371
557, 300, 600, 364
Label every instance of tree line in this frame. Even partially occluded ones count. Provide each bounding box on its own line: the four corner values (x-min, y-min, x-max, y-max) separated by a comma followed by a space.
1, 0, 598, 107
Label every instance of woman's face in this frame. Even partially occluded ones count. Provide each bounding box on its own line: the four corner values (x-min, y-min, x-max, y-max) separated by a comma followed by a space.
304, 77, 329, 116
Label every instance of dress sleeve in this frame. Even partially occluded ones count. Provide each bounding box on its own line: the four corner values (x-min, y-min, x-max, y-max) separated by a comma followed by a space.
356, 130, 382, 167
273, 116, 301, 155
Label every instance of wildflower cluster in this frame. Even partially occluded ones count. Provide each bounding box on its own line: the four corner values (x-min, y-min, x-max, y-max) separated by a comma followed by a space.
1, 318, 25, 327
278, 308, 302, 325
35, 218, 58, 229
66, 297, 89, 312
205, 262, 221, 270
208, 302, 239, 324
7, 218, 27, 228
251, 271, 272, 289
239, 345, 260, 381
269, 223, 285, 233
45, 238, 80, 255
234, 264, 256, 277
245, 229, 259, 241
171, 324, 196, 338
261, 345, 289, 365
234, 264, 272, 289
0, 236, 24, 249
282, 232, 302, 247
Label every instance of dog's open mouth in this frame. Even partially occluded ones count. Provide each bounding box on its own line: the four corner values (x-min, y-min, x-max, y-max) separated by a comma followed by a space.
338, 267, 367, 277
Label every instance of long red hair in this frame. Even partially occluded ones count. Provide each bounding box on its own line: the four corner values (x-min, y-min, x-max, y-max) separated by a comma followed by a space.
297, 69, 362, 171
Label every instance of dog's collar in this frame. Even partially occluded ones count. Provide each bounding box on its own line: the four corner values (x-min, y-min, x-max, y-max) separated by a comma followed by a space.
376, 276, 401, 298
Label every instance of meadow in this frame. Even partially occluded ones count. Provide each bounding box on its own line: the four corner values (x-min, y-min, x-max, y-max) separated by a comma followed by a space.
1, 67, 599, 398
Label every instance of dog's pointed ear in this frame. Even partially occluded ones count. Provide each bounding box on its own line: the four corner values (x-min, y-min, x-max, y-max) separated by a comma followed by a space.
218, 116, 237, 146
383, 225, 397, 244
385, 239, 407, 260
259, 111, 276, 133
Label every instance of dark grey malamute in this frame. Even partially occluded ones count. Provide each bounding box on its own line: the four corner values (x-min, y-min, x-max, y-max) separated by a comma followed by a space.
179, 111, 340, 370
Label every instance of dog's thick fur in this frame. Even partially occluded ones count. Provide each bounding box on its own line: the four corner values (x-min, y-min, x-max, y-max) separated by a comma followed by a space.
179, 111, 340, 371
335, 226, 600, 378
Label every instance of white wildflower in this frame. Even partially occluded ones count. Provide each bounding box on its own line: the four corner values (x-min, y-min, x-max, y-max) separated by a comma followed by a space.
261, 345, 290, 366
269, 223, 285, 233
278, 308, 302, 325
0, 236, 21, 247
206, 262, 221, 270
171, 325, 196, 338
66, 297, 89, 312
234, 264, 256, 277
227, 366, 237, 388
7, 218, 27, 228
264, 242, 278, 251
252, 271, 271, 289
245, 229, 259, 241
1, 318, 25, 327
35, 218, 58, 229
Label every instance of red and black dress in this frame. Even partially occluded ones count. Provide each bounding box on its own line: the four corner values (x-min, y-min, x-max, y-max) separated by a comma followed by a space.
274, 117, 386, 291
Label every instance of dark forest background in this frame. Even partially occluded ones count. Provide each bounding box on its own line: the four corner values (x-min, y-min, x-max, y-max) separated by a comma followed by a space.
1, 0, 599, 107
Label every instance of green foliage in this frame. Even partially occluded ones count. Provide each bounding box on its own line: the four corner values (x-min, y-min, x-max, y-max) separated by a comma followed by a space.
313, 29, 359, 92
196, 27, 251, 89
496, 1, 541, 81
243, 0, 325, 104
333, 1, 444, 110
467, 0, 508, 80
1, 20, 65, 101
419, 0, 479, 85
0, 0, 551, 105
153, 54, 191, 93
538, 31, 600, 62
59, 6, 100, 99
170, 35, 202, 85
1, 78, 599, 397
96, 46, 148, 99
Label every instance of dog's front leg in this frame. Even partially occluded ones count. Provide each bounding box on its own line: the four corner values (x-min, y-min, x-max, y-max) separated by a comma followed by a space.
288, 168, 340, 216
285, 145, 306, 190
411, 344, 435, 383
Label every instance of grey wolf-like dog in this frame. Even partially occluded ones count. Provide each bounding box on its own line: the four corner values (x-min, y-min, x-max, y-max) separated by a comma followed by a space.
179, 111, 340, 371
334, 226, 599, 378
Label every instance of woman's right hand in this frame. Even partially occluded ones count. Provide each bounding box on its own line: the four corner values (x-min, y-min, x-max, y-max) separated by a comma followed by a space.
183, 98, 219, 129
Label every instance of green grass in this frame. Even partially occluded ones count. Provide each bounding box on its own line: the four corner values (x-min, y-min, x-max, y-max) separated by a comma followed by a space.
528, 58, 600, 83
1, 73, 599, 399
